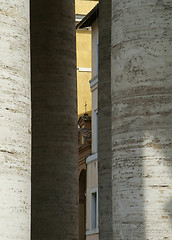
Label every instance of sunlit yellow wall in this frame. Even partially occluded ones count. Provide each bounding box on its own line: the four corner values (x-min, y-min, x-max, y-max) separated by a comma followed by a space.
75, 0, 98, 118
75, 0, 98, 15
76, 30, 91, 117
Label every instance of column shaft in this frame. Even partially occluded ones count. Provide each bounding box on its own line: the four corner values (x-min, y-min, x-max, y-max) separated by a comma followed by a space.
31, 0, 78, 239
111, 0, 172, 239
98, 1, 113, 240
0, 0, 31, 239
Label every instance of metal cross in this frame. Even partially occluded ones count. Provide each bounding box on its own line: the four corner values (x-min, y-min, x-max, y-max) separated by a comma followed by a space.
85, 101, 87, 113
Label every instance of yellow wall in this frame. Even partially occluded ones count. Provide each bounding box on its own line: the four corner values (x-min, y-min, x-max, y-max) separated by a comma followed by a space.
76, 30, 92, 68
77, 70, 92, 117
75, 0, 98, 118
75, 0, 98, 15
76, 30, 92, 117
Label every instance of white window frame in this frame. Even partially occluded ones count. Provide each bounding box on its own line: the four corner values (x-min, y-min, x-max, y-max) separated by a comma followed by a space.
90, 187, 98, 231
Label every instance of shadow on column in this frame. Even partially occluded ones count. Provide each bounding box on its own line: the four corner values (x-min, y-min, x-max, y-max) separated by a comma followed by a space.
30, 0, 78, 239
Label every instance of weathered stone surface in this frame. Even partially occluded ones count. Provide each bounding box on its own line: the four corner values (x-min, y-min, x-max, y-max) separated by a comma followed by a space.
111, 0, 172, 239
31, 0, 78, 239
98, 1, 113, 240
0, 1, 31, 239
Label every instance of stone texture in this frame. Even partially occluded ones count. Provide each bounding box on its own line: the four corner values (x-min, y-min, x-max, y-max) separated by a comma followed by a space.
0, 0, 31, 239
98, 1, 113, 240
111, 0, 172, 239
31, 0, 78, 239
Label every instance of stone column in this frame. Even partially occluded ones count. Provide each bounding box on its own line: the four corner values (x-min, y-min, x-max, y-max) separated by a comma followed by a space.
98, 1, 113, 240
31, 0, 78, 239
111, 0, 172, 239
0, 1, 31, 240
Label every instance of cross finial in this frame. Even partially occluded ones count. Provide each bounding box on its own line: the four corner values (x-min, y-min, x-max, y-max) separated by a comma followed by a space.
85, 101, 87, 113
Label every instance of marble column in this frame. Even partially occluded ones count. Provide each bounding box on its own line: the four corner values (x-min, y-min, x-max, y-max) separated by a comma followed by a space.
98, 0, 113, 240
31, 0, 78, 239
111, 0, 172, 239
99, 0, 172, 239
0, 0, 31, 239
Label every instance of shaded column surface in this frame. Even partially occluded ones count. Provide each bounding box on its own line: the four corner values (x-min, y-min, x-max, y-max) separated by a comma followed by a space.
31, 0, 78, 240
0, 0, 31, 240
98, 1, 113, 240
111, 0, 172, 239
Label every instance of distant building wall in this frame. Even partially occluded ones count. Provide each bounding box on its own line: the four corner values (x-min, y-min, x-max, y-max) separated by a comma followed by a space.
90, 21, 98, 154
86, 15, 99, 240
75, 0, 98, 117
86, 156, 98, 238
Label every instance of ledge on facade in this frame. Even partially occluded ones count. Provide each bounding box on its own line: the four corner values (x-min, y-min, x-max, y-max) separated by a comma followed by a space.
77, 67, 92, 72
79, 142, 91, 152
86, 152, 98, 164
89, 74, 98, 88
75, 14, 85, 23
76, 4, 99, 29
86, 228, 99, 236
